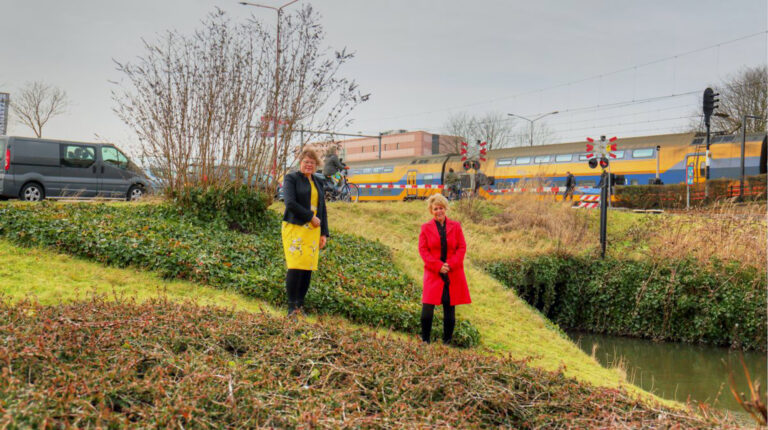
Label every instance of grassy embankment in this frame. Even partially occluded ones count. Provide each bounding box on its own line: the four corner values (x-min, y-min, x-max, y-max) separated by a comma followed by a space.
304, 200, 632, 391
325, 197, 767, 381
0, 203, 735, 427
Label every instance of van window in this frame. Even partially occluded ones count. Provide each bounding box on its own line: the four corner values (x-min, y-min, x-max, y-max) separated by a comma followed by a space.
102, 147, 129, 169
61, 144, 96, 168
555, 154, 572, 162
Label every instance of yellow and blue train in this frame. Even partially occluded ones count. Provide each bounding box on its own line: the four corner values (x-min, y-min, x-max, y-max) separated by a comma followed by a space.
344, 132, 767, 201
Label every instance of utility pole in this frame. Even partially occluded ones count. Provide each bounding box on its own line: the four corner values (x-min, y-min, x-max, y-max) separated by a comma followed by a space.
240, 0, 299, 178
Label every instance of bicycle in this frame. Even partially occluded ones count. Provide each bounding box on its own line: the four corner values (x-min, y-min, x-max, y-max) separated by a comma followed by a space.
324, 168, 359, 203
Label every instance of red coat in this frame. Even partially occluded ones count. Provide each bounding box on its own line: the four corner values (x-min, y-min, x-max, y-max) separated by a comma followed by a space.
418, 218, 471, 306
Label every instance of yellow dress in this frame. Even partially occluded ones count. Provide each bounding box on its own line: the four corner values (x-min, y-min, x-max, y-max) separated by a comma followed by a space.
282, 178, 321, 271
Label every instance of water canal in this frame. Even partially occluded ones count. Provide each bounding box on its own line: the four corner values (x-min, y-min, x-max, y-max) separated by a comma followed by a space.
568, 332, 767, 414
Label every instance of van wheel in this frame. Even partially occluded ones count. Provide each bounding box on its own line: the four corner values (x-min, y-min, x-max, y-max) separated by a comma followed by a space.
127, 185, 144, 201
20, 183, 45, 202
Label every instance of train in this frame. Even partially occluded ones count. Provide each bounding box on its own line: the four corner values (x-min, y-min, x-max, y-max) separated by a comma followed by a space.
343, 132, 767, 202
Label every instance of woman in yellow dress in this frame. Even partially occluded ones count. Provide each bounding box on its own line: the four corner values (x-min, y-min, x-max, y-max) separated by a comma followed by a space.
281, 148, 328, 315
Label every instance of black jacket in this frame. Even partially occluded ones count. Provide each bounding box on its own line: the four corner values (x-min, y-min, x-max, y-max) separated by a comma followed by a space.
282, 171, 329, 237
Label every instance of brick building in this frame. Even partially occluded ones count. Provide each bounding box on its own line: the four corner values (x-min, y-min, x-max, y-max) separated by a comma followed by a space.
336, 131, 461, 162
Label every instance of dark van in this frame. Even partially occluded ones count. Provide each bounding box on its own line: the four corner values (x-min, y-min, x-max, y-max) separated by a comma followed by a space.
0, 136, 150, 201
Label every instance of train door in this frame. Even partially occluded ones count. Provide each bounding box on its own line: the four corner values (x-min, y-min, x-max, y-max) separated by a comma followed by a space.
685, 154, 706, 184
406, 169, 418, 199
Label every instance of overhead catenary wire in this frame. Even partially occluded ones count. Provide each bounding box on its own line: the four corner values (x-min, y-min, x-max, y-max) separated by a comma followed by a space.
352, 30, 768, 124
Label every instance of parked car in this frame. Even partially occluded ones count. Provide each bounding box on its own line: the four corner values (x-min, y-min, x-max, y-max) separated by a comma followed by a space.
0, 136, 150, 201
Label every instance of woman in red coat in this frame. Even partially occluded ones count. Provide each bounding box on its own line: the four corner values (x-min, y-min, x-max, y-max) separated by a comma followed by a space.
418, 194, 471, 344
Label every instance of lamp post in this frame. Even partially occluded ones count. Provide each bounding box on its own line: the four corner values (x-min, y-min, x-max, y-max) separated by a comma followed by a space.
507, 111, 558, 146
240, 0, 299, 177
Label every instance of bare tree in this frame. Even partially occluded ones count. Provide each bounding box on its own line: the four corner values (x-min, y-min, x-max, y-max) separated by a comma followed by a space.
688, 65, 767, 134
509, 121, 558, 147
441, 112, 516, 152
11, 81, 69, 138
712, 65, 767, 134
112, 6, 367, 196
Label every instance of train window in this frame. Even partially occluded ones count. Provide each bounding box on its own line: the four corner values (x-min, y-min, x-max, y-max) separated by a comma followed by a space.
373, 167, 383, 173
555, 154, 572, 162
534, 155, 551, 164
382, 166, 394, 173
497, 159, 513, 166
578, 154, 589, 161
418, 159, 430, 164
612, 150, 625, 159
410, 160, 418, 164
632, 148, 654, 158
362, 168, 372, 174
423, 174, 434, 183
515, 157, 531, 165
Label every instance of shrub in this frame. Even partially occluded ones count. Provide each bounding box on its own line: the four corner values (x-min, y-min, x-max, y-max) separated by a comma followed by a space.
171, 184, 270, 231
487, 255, 766, 351
614, 174, 766, 209
0, 298, 730, 428
0, 202, 479, 347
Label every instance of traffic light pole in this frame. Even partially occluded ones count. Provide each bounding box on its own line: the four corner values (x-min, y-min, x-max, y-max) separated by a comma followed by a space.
599, 170, 608, 259
705, 121, 711, 198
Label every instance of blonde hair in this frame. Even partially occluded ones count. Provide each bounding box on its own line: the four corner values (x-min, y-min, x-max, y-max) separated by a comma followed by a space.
427, 194, 450, 212
298, 148, 321, 166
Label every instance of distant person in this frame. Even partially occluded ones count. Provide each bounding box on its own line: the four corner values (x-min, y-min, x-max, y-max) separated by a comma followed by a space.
282, 148, 329, 316
474, 171, 488, 196
564, 171, 576, 201
322, 146, 345, 189
418, 194, 471, 344
444, 168, 461, 200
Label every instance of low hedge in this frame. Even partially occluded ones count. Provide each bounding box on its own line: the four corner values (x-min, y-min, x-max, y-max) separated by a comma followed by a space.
614, 174, 766, 209
171, 184, 270, 231
487, 255, 766, 351
0, 298, 730, 428
0, 202, 479, 347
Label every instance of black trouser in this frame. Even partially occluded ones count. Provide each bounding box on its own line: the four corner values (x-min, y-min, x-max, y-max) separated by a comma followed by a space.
421, 279, 455, 344
286, 269, 312, 314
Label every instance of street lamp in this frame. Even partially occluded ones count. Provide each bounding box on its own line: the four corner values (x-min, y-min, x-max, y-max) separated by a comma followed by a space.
507, 111, 559, 146
240, 0, 299, 177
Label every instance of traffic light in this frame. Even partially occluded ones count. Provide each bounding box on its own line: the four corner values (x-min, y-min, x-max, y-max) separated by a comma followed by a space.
703, 87, 719, 126
599, 157, 609, 169
588, 158, 598, 169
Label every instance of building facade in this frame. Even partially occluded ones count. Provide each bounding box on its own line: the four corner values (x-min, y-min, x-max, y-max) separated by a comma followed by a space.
337, 131, 461, 162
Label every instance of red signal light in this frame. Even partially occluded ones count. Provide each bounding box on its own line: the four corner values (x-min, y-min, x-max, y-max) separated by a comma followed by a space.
4, 148, 8, 171
599, 157, 609, 169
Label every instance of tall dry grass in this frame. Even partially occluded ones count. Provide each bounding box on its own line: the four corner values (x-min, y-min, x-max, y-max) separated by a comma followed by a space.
638, 202, 767, 269
485, 194, 593, 256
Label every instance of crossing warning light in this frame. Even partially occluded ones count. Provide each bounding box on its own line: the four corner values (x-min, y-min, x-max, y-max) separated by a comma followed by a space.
588, 158, 598, 169
599, 157, 609, 169
463, 160, 472, 170
472, 160, 481, 170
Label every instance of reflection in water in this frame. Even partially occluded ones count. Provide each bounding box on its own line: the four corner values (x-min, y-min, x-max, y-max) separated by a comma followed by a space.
568, 332, 767, 413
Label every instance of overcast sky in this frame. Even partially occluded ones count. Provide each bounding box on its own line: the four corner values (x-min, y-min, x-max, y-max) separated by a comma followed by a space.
1, 0, 766, 152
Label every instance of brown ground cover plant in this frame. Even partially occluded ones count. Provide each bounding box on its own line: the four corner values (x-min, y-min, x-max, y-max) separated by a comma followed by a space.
0, 297, 734, 428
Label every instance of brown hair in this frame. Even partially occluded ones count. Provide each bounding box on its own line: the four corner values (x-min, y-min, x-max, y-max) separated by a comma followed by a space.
298, 148, 321, 166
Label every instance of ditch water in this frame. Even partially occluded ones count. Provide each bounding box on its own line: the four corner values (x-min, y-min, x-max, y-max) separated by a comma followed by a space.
567, 332, 767, 415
